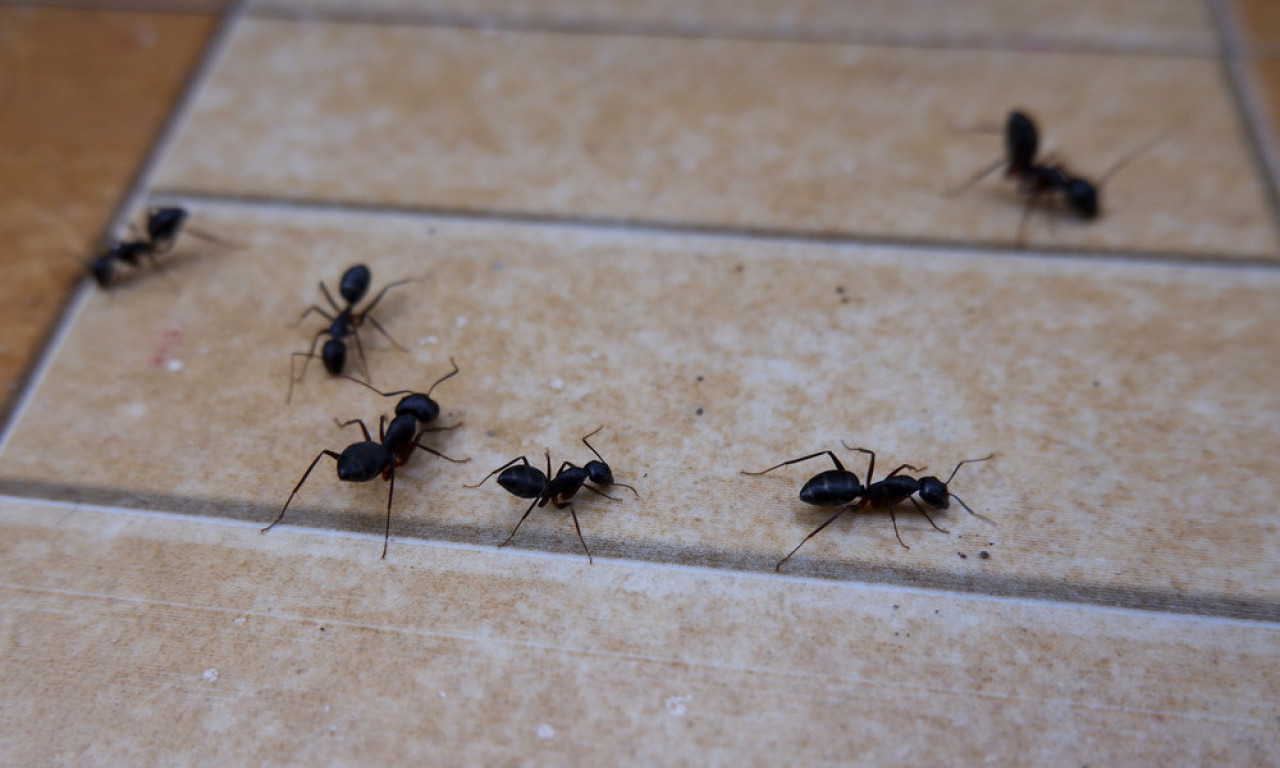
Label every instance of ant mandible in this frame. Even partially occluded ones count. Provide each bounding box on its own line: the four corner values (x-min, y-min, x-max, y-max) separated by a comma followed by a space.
287, 264, 412, 402
264, 363, 469, 558
90, 207, 194, 287
950, 110, 1160, 239
465, 426, 638, 563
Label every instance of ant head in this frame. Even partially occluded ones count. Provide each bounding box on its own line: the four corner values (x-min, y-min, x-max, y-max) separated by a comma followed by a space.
339, 264, 372, 305
584, 460, 613, 486
321, 339, 347, 374
1064, 178, 1098, 219
917, 476, 950, 509
147, 207, 187, 244
1006, 110, 1039, 174
396, 393, 440, 424
90, 254, 116, 287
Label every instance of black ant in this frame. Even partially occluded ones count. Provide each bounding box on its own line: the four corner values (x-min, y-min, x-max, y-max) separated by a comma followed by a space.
951, 110, 1161, 239
287, 264, 412, 402
465, 426, 638, 563
263, 362, 468, 558
747, 444, 993, 570
90, 207, 202, 287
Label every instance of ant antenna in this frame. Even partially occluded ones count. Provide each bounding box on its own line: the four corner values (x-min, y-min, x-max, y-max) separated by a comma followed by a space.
426, 357, 460, 397
1096, 133, 1168, 188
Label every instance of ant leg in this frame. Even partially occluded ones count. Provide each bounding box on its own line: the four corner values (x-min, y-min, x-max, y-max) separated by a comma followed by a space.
887, 507, 910, 550
465, 456, 532, 488
360, 278, 414, 316
297, 305, 337, 326
318, 281, 343, 314
882, 463, 924, 480
412, 438, 470, 464
363, 314, 408, 352
776, 501, 864, 571
381, 463, 396, 559
350, 328, 371, 380
842, 444, 876, 484
946, 155, 1006, 198
742, 450, 845, 476
908, 497, 949, 534
334, 418, 374, 442
564, 502, 593, 564
501, 496, 542, 547
287, 334, 329, 403
950, 493, 996, 525
262, 450, 341, 532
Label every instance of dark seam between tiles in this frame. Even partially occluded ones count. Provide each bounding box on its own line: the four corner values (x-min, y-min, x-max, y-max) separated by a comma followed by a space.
151, 190, 1280, 272
242, 4, 1221, 60
1205, 0, 1280, 253
2, 478, 1277, 625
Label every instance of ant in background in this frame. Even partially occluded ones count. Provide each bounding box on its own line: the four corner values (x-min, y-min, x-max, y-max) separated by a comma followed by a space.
950, 110, 1162, 240
287, 264, 412, 402
263, 364, 468, 558
90, 207, 231, 287
466, 426, 638, 563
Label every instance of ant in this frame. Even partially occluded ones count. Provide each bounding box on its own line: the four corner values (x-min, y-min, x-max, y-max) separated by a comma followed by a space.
287, 264, 412, 402
465, 426, 638, 563
90, 207, 204, 287
950, 110, 1161, 239
746, 444, 993, 570
263, 361, 469, 558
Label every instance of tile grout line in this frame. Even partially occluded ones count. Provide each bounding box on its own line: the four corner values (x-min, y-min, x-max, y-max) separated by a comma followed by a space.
1206, 0, 1280, 248
152, 189, 1280, 273
5, 492, 1280, 629
244, 4, 1218, 60
0, 1, 248, 450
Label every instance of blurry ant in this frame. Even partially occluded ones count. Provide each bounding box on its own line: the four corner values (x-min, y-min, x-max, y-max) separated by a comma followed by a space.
90, 207, 231, 287
287, 264, 412, 402
264, 362, 468, 558
465, 426, 638, 563
950, 110, 1162, 240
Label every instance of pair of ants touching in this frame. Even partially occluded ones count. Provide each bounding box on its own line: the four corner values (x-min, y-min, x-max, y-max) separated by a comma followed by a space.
743, 444, 994, 571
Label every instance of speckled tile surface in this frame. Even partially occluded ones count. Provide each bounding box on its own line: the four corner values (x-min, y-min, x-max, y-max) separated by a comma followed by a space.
4, 1, 1280, 763
1, 204, 1276, 618
154, 19, 1275, 258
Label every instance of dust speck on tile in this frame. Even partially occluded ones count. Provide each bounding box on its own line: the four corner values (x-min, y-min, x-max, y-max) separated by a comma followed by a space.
664, 695, 692, 716
201, 668, 219, 683
536, 723, 556, 740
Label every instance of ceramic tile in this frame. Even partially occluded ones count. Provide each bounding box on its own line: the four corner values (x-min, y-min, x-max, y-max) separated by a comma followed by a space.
0, 7, 218, 414
249, 0, 1216, 54
154, 19, 1275, 259
1228, 0, 1280, 55
1, 205, 1277, 618
2, 501, 1276, 765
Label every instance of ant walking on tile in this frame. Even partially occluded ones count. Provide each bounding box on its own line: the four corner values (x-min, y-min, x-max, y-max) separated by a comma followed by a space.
949, 110, 1163, 242
287, 264, 413, 402
466, 426, 638, 563
746, 444, 993, 570
265, 361, 469, 558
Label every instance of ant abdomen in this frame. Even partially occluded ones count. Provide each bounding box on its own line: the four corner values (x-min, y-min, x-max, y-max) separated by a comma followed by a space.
498, 465, 548, 499
337, 442, 391, 483
799, 470, 864, 506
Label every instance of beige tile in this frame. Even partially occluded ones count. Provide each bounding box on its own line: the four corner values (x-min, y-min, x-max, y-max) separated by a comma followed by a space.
0, 205, 1277, 617
2, 501, 1276, 764
250, 0, 1216, 54
0, 7, 218, 415
153, 20, 1274, 259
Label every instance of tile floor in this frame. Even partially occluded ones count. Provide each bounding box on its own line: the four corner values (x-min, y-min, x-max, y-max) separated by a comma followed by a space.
1, 1, 1279, 764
